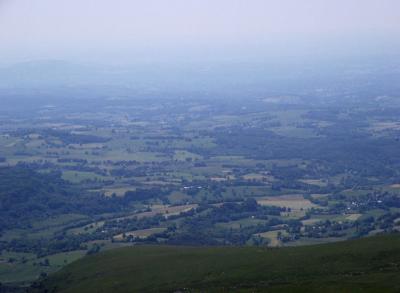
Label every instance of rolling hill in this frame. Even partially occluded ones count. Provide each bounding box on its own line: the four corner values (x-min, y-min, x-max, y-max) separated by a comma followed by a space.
32, 234, 400, 292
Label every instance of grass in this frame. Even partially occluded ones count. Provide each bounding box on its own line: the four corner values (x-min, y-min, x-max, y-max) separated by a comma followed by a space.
111, 204, 198, 221
62, 171, 108, 183
1, 214, 89, 241
216, 218, 267, 229
67, 221, 105, 235
257, 194, 317, 210
173, 150, 202, 161
102, 186, 135, 197
299, 179, 328, 187
167, 191, 191, 204
254, 230, 287, 247
113, 228, 167, 240
99, 151, 167, 163
38, 234, 400, 293
0, 250, 86, 285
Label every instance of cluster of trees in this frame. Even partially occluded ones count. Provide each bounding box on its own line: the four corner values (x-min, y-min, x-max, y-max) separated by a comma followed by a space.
0, 166, 169, 235
124, 188, 170, 202
210, 125, 400, 180
103, 215, 165, 236
1, 234, 89, 257
158, 200, 291, 245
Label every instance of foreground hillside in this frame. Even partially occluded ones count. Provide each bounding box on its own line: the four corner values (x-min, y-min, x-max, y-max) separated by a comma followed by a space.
33, 234, 400, 292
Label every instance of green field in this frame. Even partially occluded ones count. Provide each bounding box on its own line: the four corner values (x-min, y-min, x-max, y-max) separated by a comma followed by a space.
35, 234, 400, 292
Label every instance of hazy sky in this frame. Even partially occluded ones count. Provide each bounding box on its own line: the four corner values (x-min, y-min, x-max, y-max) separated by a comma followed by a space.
1, 0, 400, 63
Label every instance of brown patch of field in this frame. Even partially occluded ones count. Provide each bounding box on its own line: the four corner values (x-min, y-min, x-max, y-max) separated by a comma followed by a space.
242, 173, 274, 182
28, 133, 41, 139
262, 96, 299, 104
103, 187, 135, 197
117, 204, 198, 220
371, 122, 400, 132
113, 227, 166, 240
311, 194, 329, 199
255, 230, 287, 247
210, 177, 227, 182
301, 218, 322, 226
69, 143, 105, 149
257, 194, 317, 210
299, 179, 327, 187
345, 213, 362, 221
142, 180, 177, 186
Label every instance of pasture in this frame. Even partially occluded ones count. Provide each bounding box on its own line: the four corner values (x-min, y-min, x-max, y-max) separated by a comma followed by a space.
257, 194, 317, 210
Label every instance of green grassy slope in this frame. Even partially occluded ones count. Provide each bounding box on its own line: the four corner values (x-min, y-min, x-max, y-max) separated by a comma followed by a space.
35, 234, 400, 293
